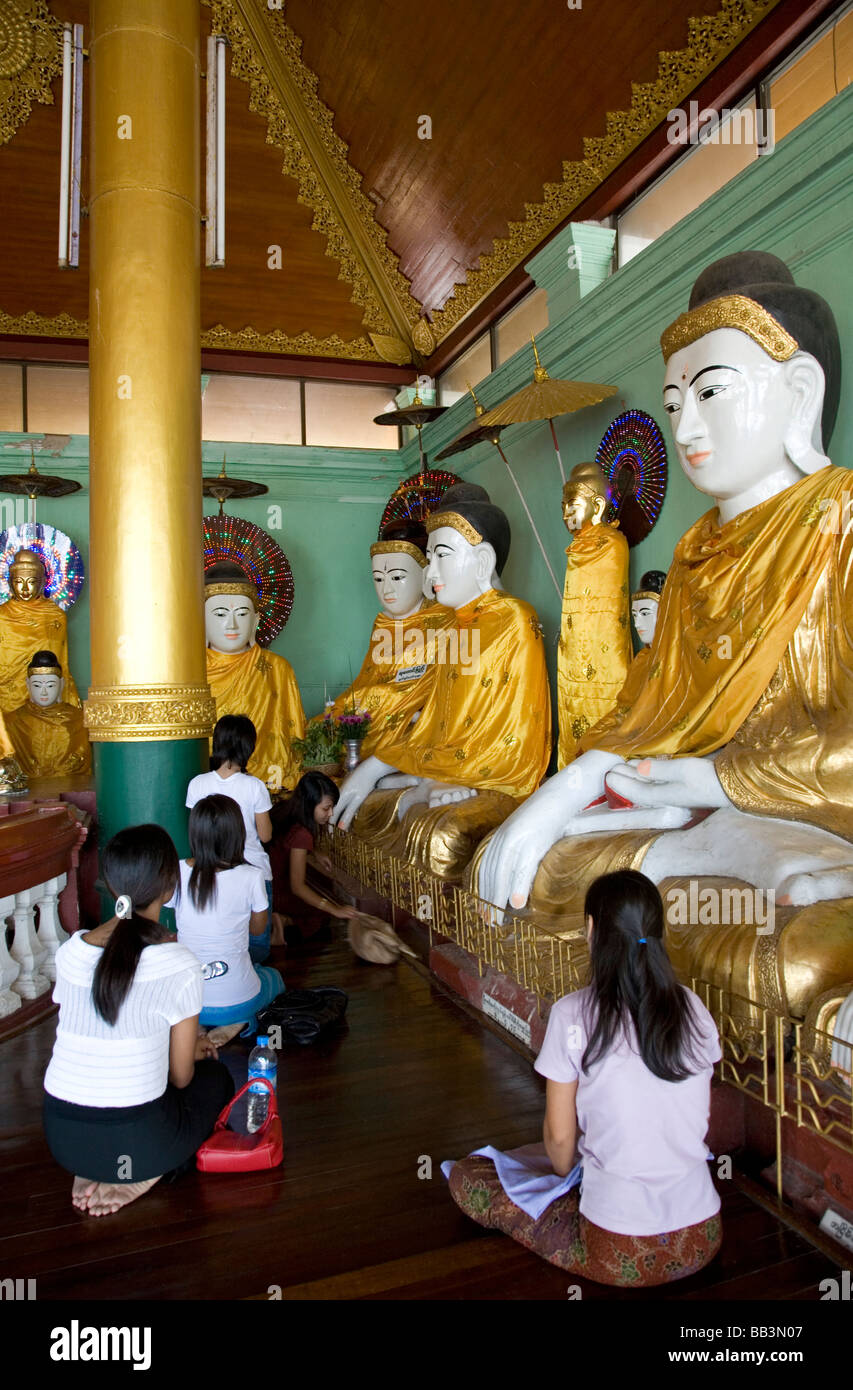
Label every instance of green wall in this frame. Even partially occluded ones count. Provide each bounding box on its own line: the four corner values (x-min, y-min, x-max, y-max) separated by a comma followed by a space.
1, 86, 850, 728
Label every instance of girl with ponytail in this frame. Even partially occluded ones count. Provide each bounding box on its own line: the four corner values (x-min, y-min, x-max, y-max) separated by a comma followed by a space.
449, 870, 723, 1287
43, 825, 234, 1218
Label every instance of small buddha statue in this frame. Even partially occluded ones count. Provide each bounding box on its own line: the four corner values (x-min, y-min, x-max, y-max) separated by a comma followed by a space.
477, 251, 853, 1017
7, 650, 91, 777
556, 462, 632, 767
316, 518, 454, 758
630, 569, 667, 649
333, 484, 552, 850
205, 561, 306, 790
0, 550, 80, 713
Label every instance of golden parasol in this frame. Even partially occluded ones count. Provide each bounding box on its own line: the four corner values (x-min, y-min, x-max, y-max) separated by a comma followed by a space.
203, 456, 268, 515
0, 447, 81, 522
374, 384, 446, 475
477, 336, 618, 483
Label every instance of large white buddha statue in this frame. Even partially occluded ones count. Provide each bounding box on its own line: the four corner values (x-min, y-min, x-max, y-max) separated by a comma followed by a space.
479, 250, 853, 920
332, 484, 551, 839
205, 561, 305, 790
316, 519, 454, 758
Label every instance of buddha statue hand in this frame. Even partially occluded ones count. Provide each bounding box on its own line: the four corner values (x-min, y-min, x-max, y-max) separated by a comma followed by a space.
332, 755, 396, 831
605, 756, 732, 812
397, 779, 479, 817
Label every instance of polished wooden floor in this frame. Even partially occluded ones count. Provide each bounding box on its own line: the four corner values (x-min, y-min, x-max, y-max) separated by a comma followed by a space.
0, 933, 840, 1301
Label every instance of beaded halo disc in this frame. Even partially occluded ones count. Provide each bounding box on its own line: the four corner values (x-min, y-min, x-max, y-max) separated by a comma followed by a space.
0, 522, 85, 610
595, 410, 668, 547
203, 515, 294, 647
380, 468, 461, 533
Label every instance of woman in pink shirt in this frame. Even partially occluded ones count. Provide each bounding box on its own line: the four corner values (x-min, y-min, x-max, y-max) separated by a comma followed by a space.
449, 870, 722, 1286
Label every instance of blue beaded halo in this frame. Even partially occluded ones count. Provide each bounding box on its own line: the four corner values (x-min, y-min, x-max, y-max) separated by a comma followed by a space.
0, 522, 85, 610
595, 410, 668, 547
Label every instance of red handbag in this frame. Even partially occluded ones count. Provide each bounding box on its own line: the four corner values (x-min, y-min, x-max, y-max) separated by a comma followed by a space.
196, 1077, 283, 1173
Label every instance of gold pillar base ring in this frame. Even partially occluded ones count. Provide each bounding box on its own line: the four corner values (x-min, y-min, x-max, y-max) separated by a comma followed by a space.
84, 684, 215, 742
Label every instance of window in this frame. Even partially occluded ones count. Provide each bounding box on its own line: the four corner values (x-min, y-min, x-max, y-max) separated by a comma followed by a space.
26, 365, 89, 434
202, 373, 301, 445
765, 6, 853, 144
617, 100, 760, 267
437, 334, 492, 407
0, 364, 23, 431
495, 289, 549, 366
304, 382, 400, 449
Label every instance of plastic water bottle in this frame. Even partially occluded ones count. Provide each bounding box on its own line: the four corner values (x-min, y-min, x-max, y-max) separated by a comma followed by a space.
247, 1035, 277, 1133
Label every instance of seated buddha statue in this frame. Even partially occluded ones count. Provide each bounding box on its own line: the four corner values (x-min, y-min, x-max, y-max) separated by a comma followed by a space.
0, 550, 80, 713
7, 650, 91, 778
205, 561, 305, 790
477, 250, 853, 1016
331, 484, 552, 876
631, 569, 666, 651
315, 518, 454, 758
556, 462, 631, 767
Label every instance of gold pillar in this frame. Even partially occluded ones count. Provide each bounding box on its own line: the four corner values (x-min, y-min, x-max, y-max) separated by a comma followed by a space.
85, 0, 213, 743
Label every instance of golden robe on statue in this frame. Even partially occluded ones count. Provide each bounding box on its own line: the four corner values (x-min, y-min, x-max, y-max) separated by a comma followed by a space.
557, 521, 631, 767
206, 644, 305, 790
321, 605, 456, 758
379, 588, 551, 799
576, 466, 853, 837
0, 598, 80, 713
7, 701, 91, 777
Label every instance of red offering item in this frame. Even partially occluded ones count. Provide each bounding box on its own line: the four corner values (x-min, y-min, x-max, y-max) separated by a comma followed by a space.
604, 785, 634, 810
196, 1077, 283, 1173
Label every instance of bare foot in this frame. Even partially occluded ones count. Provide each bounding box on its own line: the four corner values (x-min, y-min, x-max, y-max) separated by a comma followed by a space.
86, 1177, 161, 1217
207, 1021, 246, 1046
72, 1176, 98, 1211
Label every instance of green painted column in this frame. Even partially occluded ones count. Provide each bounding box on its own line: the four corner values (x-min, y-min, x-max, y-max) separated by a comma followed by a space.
94, 739, 207, 857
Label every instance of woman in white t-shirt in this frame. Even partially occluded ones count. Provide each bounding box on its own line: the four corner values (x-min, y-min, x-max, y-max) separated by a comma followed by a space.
169, 794, 284, 1045
449, 870, 723, 1287
186, 715, 273, 963
43, 825, 234, 1218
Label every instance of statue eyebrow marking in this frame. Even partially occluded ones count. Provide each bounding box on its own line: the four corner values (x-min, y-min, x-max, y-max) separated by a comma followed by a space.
689, 364, 742, 387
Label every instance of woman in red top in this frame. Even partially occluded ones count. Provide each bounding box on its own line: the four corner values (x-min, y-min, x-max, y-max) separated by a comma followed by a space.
269, 772, 357, 944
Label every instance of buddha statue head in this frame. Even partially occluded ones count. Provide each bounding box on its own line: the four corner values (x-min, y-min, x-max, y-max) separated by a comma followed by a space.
425, 483, 510, 610
204, 561, 260, 654
661, 251, 841, 519
370, 519, 428, 619
9, 548, 47, 602
631, 570, 667, 648
25, 649, 64, 708
562, 462, 610, 534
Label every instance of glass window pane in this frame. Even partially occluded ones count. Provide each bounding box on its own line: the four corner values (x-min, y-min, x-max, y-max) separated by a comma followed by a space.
304, 382, 400, 449
26, 365, 89, 434
769, 13, 853, 144
437, 334, 492, 407
618, 100, 758, 267
495, 289, 549, 366
0, 364, 23, 431
202, 374, 301, 445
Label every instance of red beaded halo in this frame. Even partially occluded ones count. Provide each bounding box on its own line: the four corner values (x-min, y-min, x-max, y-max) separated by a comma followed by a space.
203, 515, 294, 647
380, 468, 461, 533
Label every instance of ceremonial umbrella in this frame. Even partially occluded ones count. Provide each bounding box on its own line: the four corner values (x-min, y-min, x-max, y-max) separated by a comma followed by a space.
0, 448, 80, 523
373, 385, 446, 475
476, 336, 618, 483
437, 386, 561, 599
203, 456, 268, 515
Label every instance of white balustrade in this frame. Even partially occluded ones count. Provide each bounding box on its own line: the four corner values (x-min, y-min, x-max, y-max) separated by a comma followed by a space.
5, 875, 69, 1003
0, 892, 21, 1018
34, 874, 69, 982
10, 887, 50, 1000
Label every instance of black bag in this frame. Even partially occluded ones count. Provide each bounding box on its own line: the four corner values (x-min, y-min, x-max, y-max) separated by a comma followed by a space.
256, 987, 349, 1047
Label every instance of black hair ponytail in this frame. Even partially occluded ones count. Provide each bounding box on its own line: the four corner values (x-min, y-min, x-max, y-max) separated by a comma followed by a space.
92, 824, 179, 1027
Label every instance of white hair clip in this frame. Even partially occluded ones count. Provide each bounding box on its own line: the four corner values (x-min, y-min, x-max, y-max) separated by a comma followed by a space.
115, 895, 133, 920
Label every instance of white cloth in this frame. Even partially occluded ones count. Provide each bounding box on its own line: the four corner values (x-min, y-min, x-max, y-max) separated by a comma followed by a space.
534, 986, 721, 1236
44, 932, 203, 1108
168, 859, 267, 1010
186, 769, 272, 879
441, 1143, 582, 1219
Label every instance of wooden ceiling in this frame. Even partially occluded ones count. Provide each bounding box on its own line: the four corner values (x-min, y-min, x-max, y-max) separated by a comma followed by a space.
0, 0, 820, 372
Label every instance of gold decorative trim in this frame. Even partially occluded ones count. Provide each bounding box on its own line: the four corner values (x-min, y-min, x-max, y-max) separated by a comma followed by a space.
0, 0, 63, 146
204, 580, 258, 602
426, 510, 483, 546
204, 0, 422, 359
84, 685, 216, 742
427, 0, 784, 342
661, 293, 799, 362
631, 590, 662, 603
370, 540, 427, 567
28, 663, 62, 674
0, 308, 88, 340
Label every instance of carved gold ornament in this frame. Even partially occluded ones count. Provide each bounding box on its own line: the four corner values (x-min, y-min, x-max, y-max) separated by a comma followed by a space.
369, 540, 428, 567
84, 685, 217, 742
661, 294, 799, 362
425, 511, 484, 547
0, 0, 62, 147
203, 580, 258, 603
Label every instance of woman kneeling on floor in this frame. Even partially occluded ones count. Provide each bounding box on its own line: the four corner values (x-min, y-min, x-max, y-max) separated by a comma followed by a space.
449, 870, 723, 1287
43, 825, 235, 1217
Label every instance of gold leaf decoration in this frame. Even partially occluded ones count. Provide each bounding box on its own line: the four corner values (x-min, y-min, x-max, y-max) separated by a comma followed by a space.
0, 0, 62, 146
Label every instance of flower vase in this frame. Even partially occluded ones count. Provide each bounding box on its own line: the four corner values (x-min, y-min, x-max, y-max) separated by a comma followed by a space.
344, 739, 362, 774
